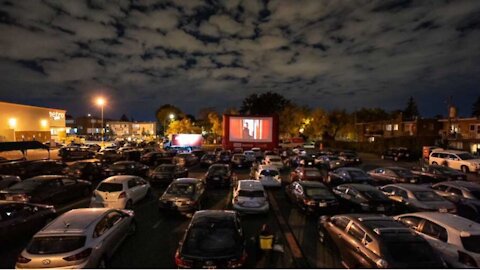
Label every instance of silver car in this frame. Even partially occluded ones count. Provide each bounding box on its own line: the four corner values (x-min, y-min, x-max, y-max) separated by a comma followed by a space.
16, 208, 135, 269
232, 180, 269, 214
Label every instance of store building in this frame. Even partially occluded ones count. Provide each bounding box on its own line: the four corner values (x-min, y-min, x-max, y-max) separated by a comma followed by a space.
0, 101, 67, 142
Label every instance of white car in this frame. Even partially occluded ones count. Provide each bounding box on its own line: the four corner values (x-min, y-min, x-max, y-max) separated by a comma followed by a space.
264, 155, 284, 170
232, 180, 269, 214
395, 212, 480, 268
90, 175, 151, 209
429, 150, 480, 173
255, 165, 282, 187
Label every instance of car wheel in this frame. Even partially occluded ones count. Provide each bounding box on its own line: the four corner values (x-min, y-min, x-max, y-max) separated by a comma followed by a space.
128, 220, 137, 235
461, 166, 469, 173
125, 200, 133, 210
97, 257, 108, 268
431, 162, 438, 165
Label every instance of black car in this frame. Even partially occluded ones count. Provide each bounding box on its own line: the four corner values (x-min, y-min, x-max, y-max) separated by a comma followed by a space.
95, 149, 123, 163
159, 178, 206, 215
381, 148, 412, 161
173, 153, 198, 167
338, 152, 361, 166
149, 164, 188, 184
0, 175, 21, 189
333, 184, 395, 214
205, 164, 234, 187
285, 181, 339, 214
200, 153, 217, 168
104, 161, 150, 177
368, 167, 421, 185
175, 210, 246, 268
62, 160, 105, 182
411, 165, 467, 182
217, 150, 232, 164
140, 151, 175, 166
326, 167, 374, 186
0, 175, 91, 206
59, 146, 95, 160
0, 201, 57, 245
0, 159, 66, 180
231, 154, 249, 169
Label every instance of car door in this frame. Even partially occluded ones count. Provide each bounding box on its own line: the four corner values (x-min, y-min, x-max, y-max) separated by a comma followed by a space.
344, 222, 373, 267
135, 177, 149, 200
328, 216, 351, 256
127, 179, 140, 203
195, 182, 205, 203
445, 187, 463, 203
418, 220, 457, 264
92, 214, 117, 258
105, 210, 130, 250
448, 154, 461, 170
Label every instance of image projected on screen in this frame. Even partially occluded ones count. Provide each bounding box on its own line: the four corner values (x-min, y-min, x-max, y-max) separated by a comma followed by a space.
229, 117, 272, 142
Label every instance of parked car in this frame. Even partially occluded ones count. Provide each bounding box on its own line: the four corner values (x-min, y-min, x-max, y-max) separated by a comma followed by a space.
59, 146, 95, 160
95, 149, 123, 163
285, 181, 338, 214
380, 147, 412, 161
191, 150, 206, 160
251, 147, 263, 161
216, 150, 232, 164
159, 178, 206, 216
149, 164, 188, 185
326, 167, 374, 186
380, 184, 456, 213
367, 167, 421, 185
205, 164, 234, 187
411, 164, 467, 182
90, 175, 151, 209
289, 167, 323, 183
243, 150, 256, 163
200, 153, 217, 168
231, 154, 249, 169
0, 201, 56, 244
0, 159, 66, 180
232, 180, 269, 214
173, 153, 198, 167
395, 212, 480, 267
62, 160, 105, 182
429, 150, 480, 173
0, 175, 21, 189
104, 161, 149, 177
255, 165, 282, 188
16, 208, 135, 269
338, 152, 361, 166
333, 184, 395, 214
315, 155, 345, 170
140, 151, 175, 166
317, 214, 446, 268
263, 155, 284, 170
0, 175, 91, 206
84, 144, 101, 152
175, 210, 246, 268
431, 181, 480, 222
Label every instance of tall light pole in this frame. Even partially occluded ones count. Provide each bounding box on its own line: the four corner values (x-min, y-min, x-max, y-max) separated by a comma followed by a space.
95, 97, 106, 147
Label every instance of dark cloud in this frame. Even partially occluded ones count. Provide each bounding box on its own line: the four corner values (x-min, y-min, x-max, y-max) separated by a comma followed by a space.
0, 0, 479, 120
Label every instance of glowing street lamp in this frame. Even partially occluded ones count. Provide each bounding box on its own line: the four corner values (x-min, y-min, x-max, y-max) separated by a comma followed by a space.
95, 97, 106, 147
8, 118, 17, 141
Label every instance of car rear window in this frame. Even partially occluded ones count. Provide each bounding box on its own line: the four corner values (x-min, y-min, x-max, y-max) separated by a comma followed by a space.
385, 240, 439, 263
27, 236, 86, 254
238, 190, 264, 197
461, 235, 480, 253
167, 183, 195, 196
97, 183, 123, 192
260, 170, 279, 177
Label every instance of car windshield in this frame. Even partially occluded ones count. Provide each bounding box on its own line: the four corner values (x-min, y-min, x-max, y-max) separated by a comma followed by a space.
27, 236, 86, 255
183, 218, 241, 257
385, 240, 440, 264
6, 179, 41, 191
97, 182, 123, 192
348, 170, 368, 178
361, 190, 389, 200
305, 187, 335, 199
167, 183, 195, 196
155, 166, 175, 172
392, 169, 413, 177
458, 153, 476, 160
260, 170, 279, 177
461, 235, 480, 253
305, 170, 321, 177
413, 191, 444, 201
238, 190, 264, 197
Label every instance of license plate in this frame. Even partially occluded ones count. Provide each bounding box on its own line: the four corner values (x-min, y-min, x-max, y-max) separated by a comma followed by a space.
439, 208, 447, 213
213, 177, 219, 180
377, 206, 385, 211
319, 202, 328, 207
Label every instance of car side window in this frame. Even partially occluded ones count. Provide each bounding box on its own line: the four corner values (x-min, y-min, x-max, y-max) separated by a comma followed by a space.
398, 216, 422, 230
135, 178, 145, 186
331, 216, 350, 230
432, 185, 448, 192
397, 189, 408, 199
382, 186, 395, 194
347, 223, 366, 241
107, 211, 123, 227
127, 180, 136, 188
447, 187, 462, 196
335, 186, 347, 193
62, 178, 76, 186
376, 168, 385, 174
93, 216, 110, 238
421, 220, 448, 242
46, 180, 63, 188
346, 188, 358, 197
385, 170, 396, 177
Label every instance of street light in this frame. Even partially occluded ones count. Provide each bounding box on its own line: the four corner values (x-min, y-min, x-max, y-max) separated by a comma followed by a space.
8, 118, 17, 141
95, 97, 106, 147
164, 113, 175, 137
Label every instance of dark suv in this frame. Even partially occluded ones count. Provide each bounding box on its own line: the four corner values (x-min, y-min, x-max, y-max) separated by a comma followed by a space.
58, 146, 95, 160
381, 148, 412, 161
318, 214, 446, 268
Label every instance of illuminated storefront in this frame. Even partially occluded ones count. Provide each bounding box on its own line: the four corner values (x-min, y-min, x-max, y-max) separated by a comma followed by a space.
0, 101, 67, 142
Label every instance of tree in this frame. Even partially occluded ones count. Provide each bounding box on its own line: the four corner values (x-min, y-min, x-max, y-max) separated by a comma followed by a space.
120, 114, 129, 122
224, 107, 239, 115
198, 107, 217, 121
403, 96, 419, 120
166, 119, 201, 135
208, 112, 223, 137
354, 107, 390, 122
155, 104, 184, 134
304, 108, 329, 139
278, 104, 309, 138
472, 96, 480, 117
239, 92, 291, 115
326, 109, 350, 140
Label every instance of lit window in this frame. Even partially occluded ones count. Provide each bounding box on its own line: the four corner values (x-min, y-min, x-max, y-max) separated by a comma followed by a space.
386, 124, 392, 131
393, 124, 399, 131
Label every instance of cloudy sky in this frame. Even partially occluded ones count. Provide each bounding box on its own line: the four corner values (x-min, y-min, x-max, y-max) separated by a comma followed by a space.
0, 0, 479, 120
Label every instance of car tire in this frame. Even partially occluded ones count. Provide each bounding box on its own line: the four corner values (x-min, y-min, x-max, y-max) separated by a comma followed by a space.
461, 166, 469, 173
125, 200, 133, 210
432, 162, 438, 165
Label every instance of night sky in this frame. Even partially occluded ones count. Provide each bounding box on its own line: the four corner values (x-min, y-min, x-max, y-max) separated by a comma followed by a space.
0, 0, 479, 121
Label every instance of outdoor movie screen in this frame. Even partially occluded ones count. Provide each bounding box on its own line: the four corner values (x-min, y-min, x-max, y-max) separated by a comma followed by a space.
228, 116, 273, 142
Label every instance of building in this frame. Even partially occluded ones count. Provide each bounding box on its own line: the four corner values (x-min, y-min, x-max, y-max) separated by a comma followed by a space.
0, 101, 66, 142
438, 117, 480, 154
107, 121, 156, 139
74, 115, 104, 136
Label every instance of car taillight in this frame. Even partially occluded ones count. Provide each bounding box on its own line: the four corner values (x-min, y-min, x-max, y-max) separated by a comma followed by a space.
17, 255, 31, 264
175, 249, 192, 268
458, 250, 478, 267
118, 192, 127, 199
63, 248, 92, 261
228, 252, 247, 268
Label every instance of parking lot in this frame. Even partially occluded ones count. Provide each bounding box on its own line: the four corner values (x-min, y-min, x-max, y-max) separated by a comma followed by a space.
1, 150, 479, 268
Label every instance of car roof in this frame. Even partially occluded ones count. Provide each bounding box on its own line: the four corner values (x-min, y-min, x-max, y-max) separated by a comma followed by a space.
432, 150, 468, 154
339, 167, 364, 172
102, 175, 137, 183
25, 175, 65, 181
173, 178, 201, 184
238, 180, 264, 190
385, 183, 430, 191
192, 210, 236, 220
39, 208, 110, 235
436, 181, 480, 190
399, 212, 480, 233
298, 181, 327, 188
340, 184, 377, 191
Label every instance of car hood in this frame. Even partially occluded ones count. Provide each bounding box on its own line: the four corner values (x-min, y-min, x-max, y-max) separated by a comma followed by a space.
161, 194, 192, 201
